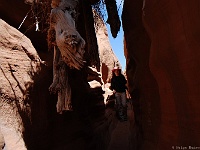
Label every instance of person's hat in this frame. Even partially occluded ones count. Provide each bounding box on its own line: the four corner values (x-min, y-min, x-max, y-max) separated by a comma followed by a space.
112, 66, 121, 72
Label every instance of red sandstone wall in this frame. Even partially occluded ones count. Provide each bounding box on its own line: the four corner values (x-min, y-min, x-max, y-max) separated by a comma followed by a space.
123, 0, 200, 149
0, 1, 115, 149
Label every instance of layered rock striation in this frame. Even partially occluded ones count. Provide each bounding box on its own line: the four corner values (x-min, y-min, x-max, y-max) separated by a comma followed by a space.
0, 19, 42, 150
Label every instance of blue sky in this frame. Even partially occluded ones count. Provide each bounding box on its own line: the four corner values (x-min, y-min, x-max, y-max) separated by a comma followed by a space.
105, 0, 125, 71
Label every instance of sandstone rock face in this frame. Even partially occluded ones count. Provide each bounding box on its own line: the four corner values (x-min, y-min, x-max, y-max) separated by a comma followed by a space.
0, 128, 5, 149
95, 14, 121, 104
0, 4, 118, 149
95, 16, 120, 83
0, 17, 110, 150
123, 0, 200, 149
0, 19, 41, 150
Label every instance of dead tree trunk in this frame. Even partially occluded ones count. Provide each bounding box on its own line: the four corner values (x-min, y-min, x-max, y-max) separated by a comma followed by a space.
48, 0, 86, 114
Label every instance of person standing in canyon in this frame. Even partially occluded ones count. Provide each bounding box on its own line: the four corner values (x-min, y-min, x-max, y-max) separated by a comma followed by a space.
110, 66, 128, 121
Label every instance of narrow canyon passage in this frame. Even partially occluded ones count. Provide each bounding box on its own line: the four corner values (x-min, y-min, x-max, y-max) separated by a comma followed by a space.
1, 0, 200, 149
108, 102, 135, 150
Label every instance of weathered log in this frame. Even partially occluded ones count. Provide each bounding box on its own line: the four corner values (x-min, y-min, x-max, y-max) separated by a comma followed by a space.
49, 0, 86, 113
49, 46, 73, 113
50, 6, 85, 69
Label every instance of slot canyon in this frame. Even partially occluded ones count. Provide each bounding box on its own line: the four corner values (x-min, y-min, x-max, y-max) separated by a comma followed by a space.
0, 0, 200, 150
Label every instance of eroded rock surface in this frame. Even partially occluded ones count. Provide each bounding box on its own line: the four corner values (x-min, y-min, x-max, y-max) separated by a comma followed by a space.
123, 0, 200, 149
0, 19, 41, 150
95, 13, 120, 83
0, 3, 119, 150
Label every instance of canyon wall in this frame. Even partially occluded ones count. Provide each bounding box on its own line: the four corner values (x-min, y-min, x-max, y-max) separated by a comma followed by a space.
0, 1, 118, 149
95, 13, 120, 83
123, 0, 200, 149
0, 19, 42, 150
